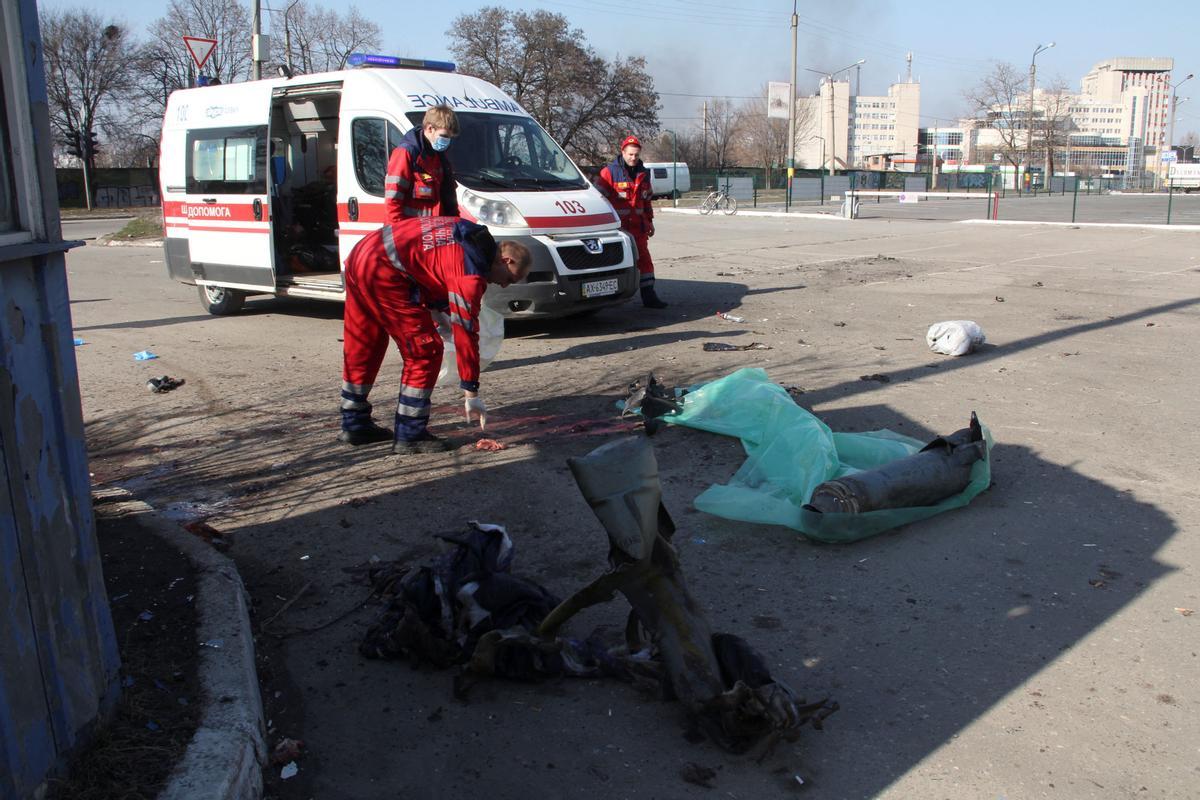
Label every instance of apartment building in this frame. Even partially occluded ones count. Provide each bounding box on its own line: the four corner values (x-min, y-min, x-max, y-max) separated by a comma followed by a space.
794, 79, 921, 171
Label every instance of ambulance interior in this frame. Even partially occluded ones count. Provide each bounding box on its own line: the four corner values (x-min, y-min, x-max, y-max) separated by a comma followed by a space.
269, 92, 342, 286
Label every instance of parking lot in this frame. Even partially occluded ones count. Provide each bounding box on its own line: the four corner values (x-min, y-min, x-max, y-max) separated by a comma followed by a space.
68, 213, 1199, 798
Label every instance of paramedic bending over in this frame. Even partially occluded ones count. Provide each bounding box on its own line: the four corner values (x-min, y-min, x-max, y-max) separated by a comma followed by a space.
385, 104, 461, 222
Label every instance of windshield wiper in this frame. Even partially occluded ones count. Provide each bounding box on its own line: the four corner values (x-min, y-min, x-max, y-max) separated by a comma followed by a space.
457, 171, 513, 188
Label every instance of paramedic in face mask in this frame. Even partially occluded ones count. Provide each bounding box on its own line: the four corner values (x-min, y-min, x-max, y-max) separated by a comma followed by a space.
385, 104, 461, 222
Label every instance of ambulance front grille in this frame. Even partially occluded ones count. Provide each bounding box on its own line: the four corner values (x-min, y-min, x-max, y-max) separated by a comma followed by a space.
556, 242, 624, 270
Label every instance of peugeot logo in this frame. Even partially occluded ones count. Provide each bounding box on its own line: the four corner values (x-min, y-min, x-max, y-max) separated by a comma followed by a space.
582, 238, 602, 254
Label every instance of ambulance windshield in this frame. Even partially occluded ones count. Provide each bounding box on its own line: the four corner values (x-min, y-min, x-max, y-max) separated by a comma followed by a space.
405, 111, 586, 191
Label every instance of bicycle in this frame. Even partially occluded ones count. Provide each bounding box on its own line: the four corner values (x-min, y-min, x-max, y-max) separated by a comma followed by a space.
698, 186, 738, 216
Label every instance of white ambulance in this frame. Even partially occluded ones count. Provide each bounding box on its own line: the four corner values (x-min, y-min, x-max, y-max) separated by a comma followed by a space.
158, 55, 638, 318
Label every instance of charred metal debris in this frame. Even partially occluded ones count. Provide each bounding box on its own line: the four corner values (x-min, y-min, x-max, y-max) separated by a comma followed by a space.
359, 437, 836, 755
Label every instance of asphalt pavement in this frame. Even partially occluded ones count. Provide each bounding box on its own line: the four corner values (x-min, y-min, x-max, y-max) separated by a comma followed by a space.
65, 215, 1200, 799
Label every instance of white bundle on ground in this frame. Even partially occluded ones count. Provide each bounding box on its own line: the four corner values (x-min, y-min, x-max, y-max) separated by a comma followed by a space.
434, 304, 506, 386
926, 320, 986, 356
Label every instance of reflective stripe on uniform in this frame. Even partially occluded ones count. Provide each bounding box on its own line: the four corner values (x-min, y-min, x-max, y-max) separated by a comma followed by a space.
639, 273, 655, 286
447, 291, 470, 314
343, 381, 372, 395
340, 381, 372, 411
403, 206, 432, 217
386, 175, 413, 190
382, 227, 406, 271
449, 313, 474, 332
397, 384, 432, 418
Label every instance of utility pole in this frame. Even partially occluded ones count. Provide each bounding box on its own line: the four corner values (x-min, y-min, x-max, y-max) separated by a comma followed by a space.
702, 100, 708, 171
828, 77, 835, 176
252, 0, 263, 80
786, 1, 798, 211
855, 62, 861, 97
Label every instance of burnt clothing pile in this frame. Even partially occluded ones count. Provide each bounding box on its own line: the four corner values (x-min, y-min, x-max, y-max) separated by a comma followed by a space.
359, 522, 625, 684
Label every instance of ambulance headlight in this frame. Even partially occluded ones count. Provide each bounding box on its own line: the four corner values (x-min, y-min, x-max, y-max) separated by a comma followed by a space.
460, 188, 527, 227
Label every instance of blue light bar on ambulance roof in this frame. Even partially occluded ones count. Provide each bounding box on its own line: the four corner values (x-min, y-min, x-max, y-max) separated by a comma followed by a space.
346, 53, 456, 72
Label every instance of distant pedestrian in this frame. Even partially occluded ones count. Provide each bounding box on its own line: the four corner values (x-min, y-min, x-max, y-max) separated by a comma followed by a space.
596, 135, 666, 308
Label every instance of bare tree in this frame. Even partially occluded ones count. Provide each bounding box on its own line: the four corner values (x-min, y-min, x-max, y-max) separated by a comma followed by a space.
141, 0, 252, 109
273, 1, 381, 74
1181, 131, 1198, 149
643, 130, 702, 166
1036, 78, 1074, 178
447, 7, 659, 165
734, 85, 809, 187
963, 62, 1029, 180
41, 9, 135, 207
702, 97, 741, 170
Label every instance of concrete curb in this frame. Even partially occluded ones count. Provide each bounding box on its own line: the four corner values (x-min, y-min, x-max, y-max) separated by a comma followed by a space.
93, 489, 265, 800
659, 206, 848, 221
958, 218, 1200, 232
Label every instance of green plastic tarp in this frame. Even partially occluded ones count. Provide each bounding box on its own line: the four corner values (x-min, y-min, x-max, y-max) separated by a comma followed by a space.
655, 368, 992, 543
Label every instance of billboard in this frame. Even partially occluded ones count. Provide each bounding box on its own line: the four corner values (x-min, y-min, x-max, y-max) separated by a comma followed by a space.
767, 82, 791, 119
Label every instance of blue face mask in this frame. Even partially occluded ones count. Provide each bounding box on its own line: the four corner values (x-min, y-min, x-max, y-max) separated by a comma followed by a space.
432, 136, 453, 152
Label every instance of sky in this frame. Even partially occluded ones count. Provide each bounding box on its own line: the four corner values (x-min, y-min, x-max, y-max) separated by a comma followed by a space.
37, 0, 1200, 138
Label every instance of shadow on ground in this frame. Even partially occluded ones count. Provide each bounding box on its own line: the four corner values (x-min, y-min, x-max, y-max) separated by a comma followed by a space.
83, 373, 1175, 799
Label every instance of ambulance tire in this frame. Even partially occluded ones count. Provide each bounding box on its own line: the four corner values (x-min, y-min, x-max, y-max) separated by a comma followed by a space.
198, 285, 246, 315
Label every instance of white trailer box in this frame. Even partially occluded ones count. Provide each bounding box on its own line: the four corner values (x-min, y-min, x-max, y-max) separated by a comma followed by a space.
644, 162, 691, 198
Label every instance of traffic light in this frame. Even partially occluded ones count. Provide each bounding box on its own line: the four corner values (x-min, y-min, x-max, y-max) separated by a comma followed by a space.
65, 133, 82, 159
85, 131, 100, 160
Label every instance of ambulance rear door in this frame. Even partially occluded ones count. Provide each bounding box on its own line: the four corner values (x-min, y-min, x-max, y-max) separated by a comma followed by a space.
183, 123, 276, 291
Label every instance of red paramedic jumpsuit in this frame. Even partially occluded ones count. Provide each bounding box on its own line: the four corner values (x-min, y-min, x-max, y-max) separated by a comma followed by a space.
596, 149, 656, 294
340, 217, 491, 442
385, 127, 460, 223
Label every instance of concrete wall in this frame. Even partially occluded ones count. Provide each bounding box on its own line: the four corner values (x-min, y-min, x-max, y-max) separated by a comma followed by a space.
0, 2, 121, 798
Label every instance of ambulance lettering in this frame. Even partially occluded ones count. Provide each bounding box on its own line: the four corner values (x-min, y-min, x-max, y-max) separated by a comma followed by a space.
186, 205, 234, 219
419, 217, 455, 251
406, 93, 523, 114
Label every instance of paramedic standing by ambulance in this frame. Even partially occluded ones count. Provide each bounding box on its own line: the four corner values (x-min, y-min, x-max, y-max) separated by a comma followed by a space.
338, 217, 531, 454
596, 135, 666, 308
386, 104, 460, 221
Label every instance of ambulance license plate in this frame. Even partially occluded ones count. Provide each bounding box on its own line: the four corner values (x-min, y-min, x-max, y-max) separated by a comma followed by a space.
582, 278, 619, 298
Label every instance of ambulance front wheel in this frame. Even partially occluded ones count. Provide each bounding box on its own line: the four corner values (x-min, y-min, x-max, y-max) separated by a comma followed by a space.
198, 285, 246, 315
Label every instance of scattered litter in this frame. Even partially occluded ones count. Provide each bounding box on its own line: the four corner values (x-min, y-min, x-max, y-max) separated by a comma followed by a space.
200, 639, 223, 649
299, 554, 311, 561
280, 762, 299, 780
680, 762, 718, 788
833, 321, 847, 327
716, 311, 746, 323
270, 738, 304, 765
1032, 281, 1044, 287
474, 438, 507, 451
132, 350, 158, 361
1175, 608, 1194, 617
73, 338, 86, 346
994, 296, 1005, 303
873, 345, 886, 351
691, 537, 707, 545
138, 610, 154, 622
146, 375, 185, 393
110, 592, 129, 602
703, 342, 772, 351
145, 721, 160, 732
795, 775, 806, 786
1145, 322, 1156, 327
859, 373, 890, 383
926, 320, 986, 356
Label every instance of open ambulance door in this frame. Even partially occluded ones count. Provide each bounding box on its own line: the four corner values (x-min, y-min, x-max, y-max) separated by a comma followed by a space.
183, 124, 277, 292
338, 115, 407, 262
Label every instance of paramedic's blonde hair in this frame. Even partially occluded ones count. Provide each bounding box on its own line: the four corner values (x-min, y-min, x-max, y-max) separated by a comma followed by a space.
499, 240, 532, 273
423, 105, 460, 136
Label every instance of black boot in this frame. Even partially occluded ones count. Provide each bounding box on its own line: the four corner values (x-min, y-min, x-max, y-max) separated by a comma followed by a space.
337, 423, 393, 446
641, 286, 668, 309
392, 431, 450, 455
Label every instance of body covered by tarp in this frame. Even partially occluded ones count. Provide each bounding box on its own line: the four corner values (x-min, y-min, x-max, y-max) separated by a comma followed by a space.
657, 368, 992, 542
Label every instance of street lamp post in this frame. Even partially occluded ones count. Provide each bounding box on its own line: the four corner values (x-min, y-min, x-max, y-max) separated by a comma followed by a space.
1166, 73, 1194, 186
664, 128, 679, 207
1026, 42, 1055, 194
805, 59, 865, 177
786, 2, 798, 212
